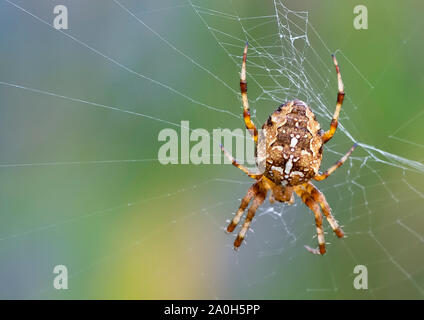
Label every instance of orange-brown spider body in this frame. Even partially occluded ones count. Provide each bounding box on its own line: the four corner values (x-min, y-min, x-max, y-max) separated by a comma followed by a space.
221, 43, 357, 255
262, 100, 323, 187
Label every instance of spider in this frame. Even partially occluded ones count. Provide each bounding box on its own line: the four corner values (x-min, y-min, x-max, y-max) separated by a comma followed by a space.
221, 43, 357, 255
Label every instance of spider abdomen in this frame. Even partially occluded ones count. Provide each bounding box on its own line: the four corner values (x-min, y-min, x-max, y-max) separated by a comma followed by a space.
261, 100, 323, 186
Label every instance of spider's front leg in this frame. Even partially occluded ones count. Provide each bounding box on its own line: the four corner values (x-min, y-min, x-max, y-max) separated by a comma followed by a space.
294, 186, 326, 255
304, 182, 344, 238
234, 185, 267, 249
227, 183, 258, 233
220, 143, 266, 249
269, 193, 276, 204
227, 180, 268, 250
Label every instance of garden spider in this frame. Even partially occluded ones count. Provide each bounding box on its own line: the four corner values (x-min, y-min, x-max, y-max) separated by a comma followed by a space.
221, 43, 357, 255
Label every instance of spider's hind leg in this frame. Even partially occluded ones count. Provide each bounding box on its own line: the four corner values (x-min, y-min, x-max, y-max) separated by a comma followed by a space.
322, 54, 345, 144
240, 42, 258, 144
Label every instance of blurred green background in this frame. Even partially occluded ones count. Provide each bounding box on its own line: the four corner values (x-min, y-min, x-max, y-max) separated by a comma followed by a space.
0, 0, 423, 299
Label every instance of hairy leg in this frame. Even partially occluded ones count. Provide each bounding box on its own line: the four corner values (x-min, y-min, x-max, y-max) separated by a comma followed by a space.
234, 188, 267, 249
220, 144, 262, 179
295, 186, 326, 255
322, 54, 345, 143
227, 183, 258, 233
304, 182, 344, 238
314, 143, 357, 181
240, 42, 258, 144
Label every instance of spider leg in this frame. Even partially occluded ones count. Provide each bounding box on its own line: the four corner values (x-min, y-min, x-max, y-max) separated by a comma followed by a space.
240, 42, 258, 144
294, 186, 326, 255
220, 144, 262, 179
234, 187, 267, 249
227, 183, 258, 233
304, 182, 344, 238
268, 192, 276, 204
322, 54, 345, 143
313, 143, 357, 181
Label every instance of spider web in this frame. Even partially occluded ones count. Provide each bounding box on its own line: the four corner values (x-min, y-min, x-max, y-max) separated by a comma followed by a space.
0, 0, 423, 299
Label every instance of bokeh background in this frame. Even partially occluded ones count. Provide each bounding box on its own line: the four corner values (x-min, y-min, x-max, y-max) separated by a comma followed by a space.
0, 0, 423, 299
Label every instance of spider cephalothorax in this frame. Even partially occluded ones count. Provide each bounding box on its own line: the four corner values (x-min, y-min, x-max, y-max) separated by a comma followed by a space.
221, 43, 357, 255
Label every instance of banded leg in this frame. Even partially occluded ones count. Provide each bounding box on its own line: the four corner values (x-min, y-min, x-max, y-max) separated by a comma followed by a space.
322, 54, 345, 143
220, 144, 262, 179
240, 42, 258, 144
234, 188, 267, 249
313, 143, 357, 181
295, 186, 326, 255
227, 183, 258, 233
304, 182, 344, 238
